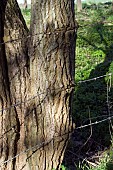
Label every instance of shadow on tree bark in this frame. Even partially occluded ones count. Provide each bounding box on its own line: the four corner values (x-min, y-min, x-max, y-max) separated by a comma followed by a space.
0, 0, 77, 169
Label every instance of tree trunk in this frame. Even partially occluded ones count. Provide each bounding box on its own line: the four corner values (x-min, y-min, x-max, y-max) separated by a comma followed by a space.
24, 0, 27, 10
0, 0, 77, 169
77, 0, 82, 12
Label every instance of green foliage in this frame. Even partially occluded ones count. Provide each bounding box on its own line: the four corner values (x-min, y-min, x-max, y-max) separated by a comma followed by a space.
60, 165, 68, 170
52, 165, 68, 170
21, 8, 31, 27
73, 2, 113, 148
75, 161, 90, 170
74, 152, 111, 170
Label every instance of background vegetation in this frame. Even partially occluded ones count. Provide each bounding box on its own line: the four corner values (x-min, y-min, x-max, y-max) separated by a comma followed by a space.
21, 2, 113, 169
74, 1, 113, 145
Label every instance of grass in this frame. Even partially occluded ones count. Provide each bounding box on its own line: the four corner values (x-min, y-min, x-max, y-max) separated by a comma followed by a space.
73, 2, 113, 146
71, 2, 113, 170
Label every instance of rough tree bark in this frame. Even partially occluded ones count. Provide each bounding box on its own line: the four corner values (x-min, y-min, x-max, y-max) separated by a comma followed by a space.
0, 0, 77, 169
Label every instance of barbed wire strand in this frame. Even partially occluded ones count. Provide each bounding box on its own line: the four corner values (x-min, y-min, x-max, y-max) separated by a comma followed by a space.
1, 20, 112, 46
76, 106, 93, 154
0, 8, 112, 168
0, 72, 111, 115
0, 26, 77, 46
0, 71, 111, 137
0, 94, 47, 140
0, 85, 74, 114
1, 20, 113, 46
0, 86, 74, 139
0, 132, 69, 167
76, 114, 113, 130
82, 113, 113, 123
1, 100, 112, 141
0, 91, 113, 165
77, 73, 112, 84
0, 138, 52, 166
2, 25, 73, 83
0, 72, 112, 141
1, 113, 113, 166
0, 28, 113, 166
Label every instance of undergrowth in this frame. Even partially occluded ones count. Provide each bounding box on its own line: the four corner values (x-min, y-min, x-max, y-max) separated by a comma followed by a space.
67, 2, 113, 170
73, 1, 113, 146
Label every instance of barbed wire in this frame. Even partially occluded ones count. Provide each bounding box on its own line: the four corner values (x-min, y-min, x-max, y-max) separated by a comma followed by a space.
76, 72, 112, 84
0, 86, 72, 114
0, 72, 111, 114
74, 74, 113, 129
0, 115, 110, 166
76, 115, 113, 130
1, 20, 112, 46
0, 132, 69, 167
0, 74, 113, 166
0, 86, 73, 139
0, 26, 77, 46
0, 71, 112, 142
0, 14, 113, 167
0, 111, 113, 167
0, 138, 52, 166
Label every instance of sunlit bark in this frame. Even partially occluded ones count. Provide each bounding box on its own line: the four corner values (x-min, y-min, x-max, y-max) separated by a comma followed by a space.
0, 0, 77, 169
